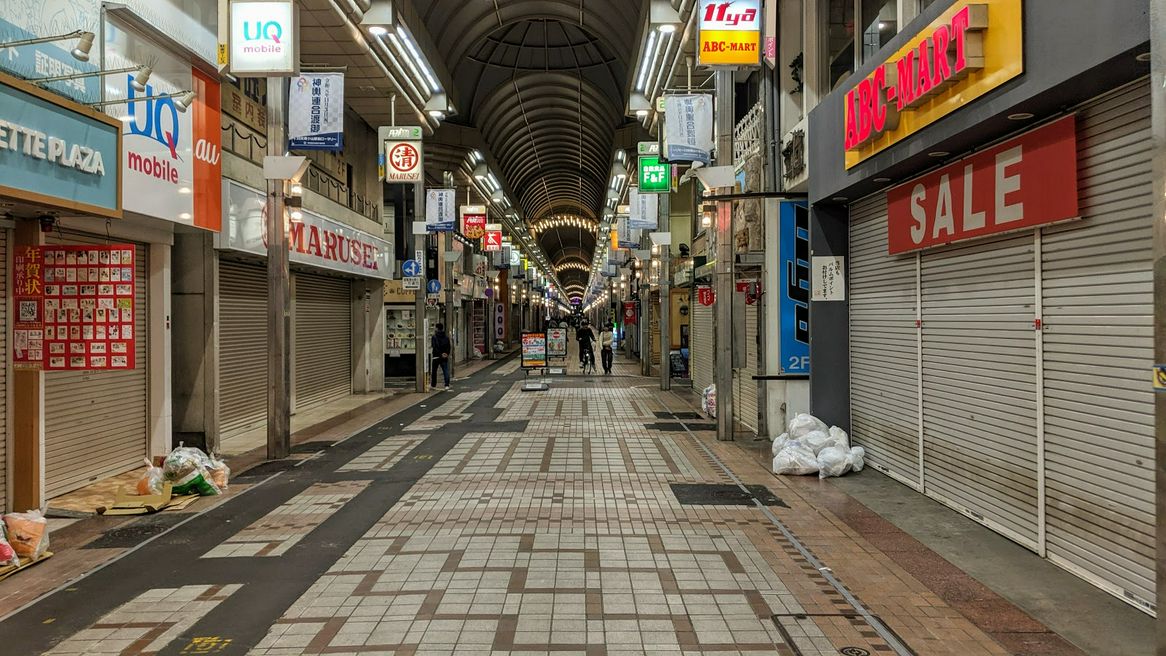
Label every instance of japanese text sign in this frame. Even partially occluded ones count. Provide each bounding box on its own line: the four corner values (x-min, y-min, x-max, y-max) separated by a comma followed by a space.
484, 224, 503, 252
887, 115, 1078, 255
426, 188, 456, 232
384, 139, 422, 182
289, 73, 344, 151
638, 156, 669, 193
698, 0, 761, 67
462, 205, 487, 239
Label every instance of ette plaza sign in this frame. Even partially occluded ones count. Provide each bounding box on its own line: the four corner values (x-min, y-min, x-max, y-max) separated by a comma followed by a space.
843, 0, 1022, 169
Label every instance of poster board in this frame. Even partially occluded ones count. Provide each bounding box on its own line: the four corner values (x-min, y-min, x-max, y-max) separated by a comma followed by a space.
546, 328, 568, 358
521, 332, 547, 369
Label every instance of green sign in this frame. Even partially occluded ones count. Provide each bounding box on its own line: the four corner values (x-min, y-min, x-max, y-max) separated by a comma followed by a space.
638, 156, 669, 194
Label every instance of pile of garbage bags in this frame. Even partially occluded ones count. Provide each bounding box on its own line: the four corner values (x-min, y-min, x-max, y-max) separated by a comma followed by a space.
701, 385, 717, 418
138, 446, 230, 497
0, 510, 49, 567
772, 413, 866, 479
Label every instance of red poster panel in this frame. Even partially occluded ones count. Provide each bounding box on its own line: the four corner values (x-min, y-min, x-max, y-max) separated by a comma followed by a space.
623, 302, 638, 325
39, 245, 137, 371
462, 212, 487, 240
192, 68, 223, 232
13, 246, 45, 370
484, 230, 502, 252
696, 286, 716, 307
887, 115, 1079, 255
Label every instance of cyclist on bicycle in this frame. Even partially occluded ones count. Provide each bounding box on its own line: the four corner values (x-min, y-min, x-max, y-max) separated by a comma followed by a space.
576, 320, 597, 372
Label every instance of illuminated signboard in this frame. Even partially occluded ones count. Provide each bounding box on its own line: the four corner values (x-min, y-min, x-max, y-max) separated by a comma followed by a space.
697, 0, 761, 67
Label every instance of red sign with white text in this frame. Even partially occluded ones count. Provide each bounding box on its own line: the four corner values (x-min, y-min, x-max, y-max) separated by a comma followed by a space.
192, 69, 223, 232
484, 229, 502, 252
697, 286, 716, 307
623, 302, 638, 325
13, 246, 44, 369
887, 115, 1079, 255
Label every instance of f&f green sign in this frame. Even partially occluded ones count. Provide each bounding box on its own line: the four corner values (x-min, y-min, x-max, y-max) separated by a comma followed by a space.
638, 156, 669, 194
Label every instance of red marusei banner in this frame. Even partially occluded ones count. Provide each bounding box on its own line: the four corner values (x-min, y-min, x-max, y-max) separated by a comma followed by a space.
887, 115, 1079, 255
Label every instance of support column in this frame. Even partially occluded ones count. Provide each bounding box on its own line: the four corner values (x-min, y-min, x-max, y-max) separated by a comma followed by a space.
640, 274, 651, 376
715, 70, 736, 441
412, 176, 426, 392
1149, 1, 1166, 649
659, 194, 672, 391
266, 77, 291, 461
12, 219, 44, 512
444, 231, 454, 379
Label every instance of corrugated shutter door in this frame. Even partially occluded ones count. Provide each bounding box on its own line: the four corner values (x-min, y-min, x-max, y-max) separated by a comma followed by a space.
848, 195, 921, 484
294, 272, 352, 411
219, 260, 268, 437
44, 236, 148, 498
690, 301, 714, 394
1042, 82, 1155, 610
922, 235, 1039, 548
735, 303, 759, 432
0, 230, 7, 510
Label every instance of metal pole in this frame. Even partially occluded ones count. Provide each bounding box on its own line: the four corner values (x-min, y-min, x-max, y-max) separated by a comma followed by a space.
412, 168, 426, 393
443, 172, 455, 381
641, 270, 651, 376
660, 193, 672, 391
1150, 2, 1166, 650
714, 69, 736, 441
266, 76, 291, 460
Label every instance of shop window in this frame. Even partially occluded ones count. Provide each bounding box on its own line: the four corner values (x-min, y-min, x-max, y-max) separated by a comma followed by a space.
860, 0, 898, 63
825, 0, 855, 90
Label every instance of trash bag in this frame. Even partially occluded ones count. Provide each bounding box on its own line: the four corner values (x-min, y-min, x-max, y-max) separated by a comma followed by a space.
829, 426, 851, 451
801, 430, 834, 456
4, 510, 49, 560
162, 446, 213, 482
207, 456, 231, 491
788, 413, 828, 439
0, 524, 19, 568
773, 442, 819, 476
770, 433, 791, 456
701, 385, 717, 418
136, 458, 165, 496
849, 446, 866, 472
817, 446, 853, 478
172, 469, 220, 497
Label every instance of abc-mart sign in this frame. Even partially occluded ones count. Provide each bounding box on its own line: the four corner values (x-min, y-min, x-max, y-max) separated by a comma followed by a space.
230, 0, 299, 77
698, 0, 761, 67
843, 0, 1023, 168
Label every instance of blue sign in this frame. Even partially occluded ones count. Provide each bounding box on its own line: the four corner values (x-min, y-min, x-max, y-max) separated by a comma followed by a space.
0, 78, 120, 217
427, 279, 442, 294
779, 201, 810, 376
0, 19, 99, 103
402, 259, 422, 277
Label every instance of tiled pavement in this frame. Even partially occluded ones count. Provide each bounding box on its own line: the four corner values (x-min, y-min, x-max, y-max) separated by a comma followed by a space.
0, 354, 1081, 655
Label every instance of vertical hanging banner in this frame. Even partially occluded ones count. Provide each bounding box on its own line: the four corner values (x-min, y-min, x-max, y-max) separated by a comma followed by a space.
778, 201, 810, 375
484, 224, 503, 252
192, 69, 223, 232
461, 205, 487, 239
616, 215, 641, 249
289, 72, 344, 151
662, 95, 714, 164
698, 0, 762, 67
13, 246, 45, 369
426, 189, 456, 232
628, 187, 659, 230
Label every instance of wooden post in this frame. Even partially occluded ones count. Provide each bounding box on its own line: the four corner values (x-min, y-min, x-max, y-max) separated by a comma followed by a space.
12, 218, 44, 511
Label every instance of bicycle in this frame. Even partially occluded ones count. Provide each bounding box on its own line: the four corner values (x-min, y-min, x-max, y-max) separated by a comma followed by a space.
580, 348, 597, 375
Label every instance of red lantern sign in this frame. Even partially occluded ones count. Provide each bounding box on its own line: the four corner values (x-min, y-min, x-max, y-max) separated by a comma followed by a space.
697, 286, 716, 307
623, 302, 637, 325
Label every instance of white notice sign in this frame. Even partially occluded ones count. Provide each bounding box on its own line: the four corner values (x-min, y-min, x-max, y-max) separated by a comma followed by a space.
811, 256, 846, 302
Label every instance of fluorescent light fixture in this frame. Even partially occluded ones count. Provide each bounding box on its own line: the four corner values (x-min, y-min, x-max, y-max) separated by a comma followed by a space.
369, 25, 389, 36
397, 27, 441, 93
635, 30, 658, 92
473, 162, 489, 181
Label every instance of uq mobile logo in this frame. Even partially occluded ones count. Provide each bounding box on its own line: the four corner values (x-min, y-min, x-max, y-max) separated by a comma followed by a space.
702, 2, 758, 27
242, 20, 283, 52
126, 78, 184, 184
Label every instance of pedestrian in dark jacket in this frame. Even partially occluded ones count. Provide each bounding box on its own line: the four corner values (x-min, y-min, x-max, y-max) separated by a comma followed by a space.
431, 323, 452, 390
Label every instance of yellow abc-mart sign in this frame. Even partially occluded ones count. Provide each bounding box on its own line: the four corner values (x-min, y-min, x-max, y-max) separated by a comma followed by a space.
698, 1, 761, 67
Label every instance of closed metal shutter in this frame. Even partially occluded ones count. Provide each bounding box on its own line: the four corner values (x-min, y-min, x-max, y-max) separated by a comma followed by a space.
649, 291, 661, 366
735, 302, 760, 432
922, 234, 1039, 548
0, 230, 7, 509
219, 260, 268, 437
690, 301, 714, 394
44, 235, 148, 498
294, 272, 352, 411
1042, 82, 1155, 610
848, 195, 921, 485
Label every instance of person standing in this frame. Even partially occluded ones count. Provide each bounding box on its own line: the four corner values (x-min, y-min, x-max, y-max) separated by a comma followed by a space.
431, 323, 452, 390
600, 323, 615, 374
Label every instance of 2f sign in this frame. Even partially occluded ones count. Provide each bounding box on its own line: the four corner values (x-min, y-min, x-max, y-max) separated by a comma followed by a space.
886, 116, 1079, 255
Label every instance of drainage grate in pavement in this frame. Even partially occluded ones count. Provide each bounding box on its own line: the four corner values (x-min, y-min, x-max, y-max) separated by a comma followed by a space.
646, 421, 716, 432
670, 484, 788, 507
83, 514, 188, 549
291, 441, 335, 454
771, 614, 916, 656
654, 411, 703, 420
236, 459, 299, 478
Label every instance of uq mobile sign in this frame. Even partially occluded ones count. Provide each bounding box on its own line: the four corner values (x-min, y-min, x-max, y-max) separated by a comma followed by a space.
230, 1, 299, 77
843, 0, 1023, 168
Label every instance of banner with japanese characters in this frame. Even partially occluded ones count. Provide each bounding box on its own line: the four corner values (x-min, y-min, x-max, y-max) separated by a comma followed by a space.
426, 188, 457, 232
628, 186, 658, 230
14, 244, 137, 371
289, 73, 344, 151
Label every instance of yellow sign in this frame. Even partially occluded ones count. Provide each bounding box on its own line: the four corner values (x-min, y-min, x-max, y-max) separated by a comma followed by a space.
1154, 365, 1166, 392
384, 279, 415, 303
697, 0, 762, 67
843, 0, 1023, 169
217, 43, 228, 67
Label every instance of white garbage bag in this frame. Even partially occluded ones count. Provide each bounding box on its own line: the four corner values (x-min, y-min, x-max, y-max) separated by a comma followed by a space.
849, 446, 866, 472
701, 385, 717, 418
817, 446, 853, 478
770, 433, 790, 456
788, 413, 828, 439
773, 442, 819, 476
801, 430, 835, 456
829, 426, 851, 451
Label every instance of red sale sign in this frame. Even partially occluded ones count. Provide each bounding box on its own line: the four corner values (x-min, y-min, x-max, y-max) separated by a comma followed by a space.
697, 286, 716, 307
887, 115, 1079, 255
484, 229, 502, 252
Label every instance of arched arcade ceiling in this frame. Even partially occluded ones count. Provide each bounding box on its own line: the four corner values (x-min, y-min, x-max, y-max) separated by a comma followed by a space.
414, 0, 644, 290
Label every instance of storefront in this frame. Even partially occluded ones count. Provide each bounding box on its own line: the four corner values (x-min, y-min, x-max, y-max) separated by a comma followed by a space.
384, 280, 419, 379
807, 0, 1153, 612
218, 180, 389, 438
1, 66, 128, 504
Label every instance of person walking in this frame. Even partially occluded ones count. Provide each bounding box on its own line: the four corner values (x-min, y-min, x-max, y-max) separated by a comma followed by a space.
430, 323, 452, 390
600, 323, 615, 375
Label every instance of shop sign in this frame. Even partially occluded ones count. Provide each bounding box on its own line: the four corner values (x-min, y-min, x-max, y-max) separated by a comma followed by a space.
887, 115, 1079, 255
696, 286, 716, 307
384, 279, 415, 303
638, 156, 669, 193
426, 188, 456, 232
662, 94, 714, 164
623, 302, 638, 325
0, 74, 121, 218
629, 187, 659, 229
222, 180, 393, 279
522, 332, 547, 368
289, 73, 344, 151
230, 0, 299, 77
844, 0, 1023, 168
14, 245, 138, 371
384, 138, 422, 182
192, 70, 223, 231
547, 328, 568, 357
462, 205, 487, 239
697, 0, 761, 67
0, 17, 98, 103
484, 224, 503, 252
778, 201, 810, 375
495, 302, 506, 339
